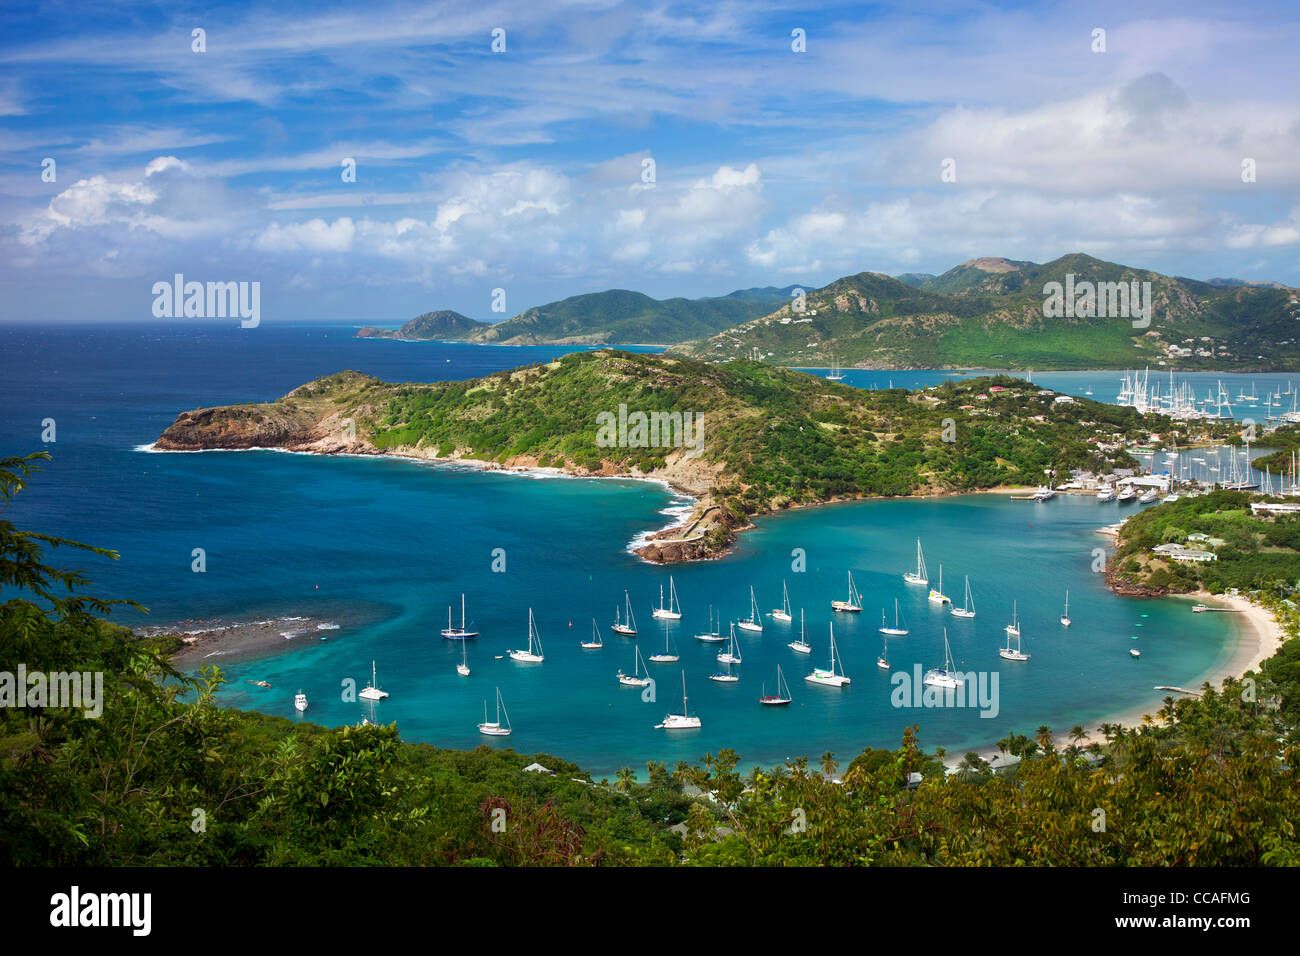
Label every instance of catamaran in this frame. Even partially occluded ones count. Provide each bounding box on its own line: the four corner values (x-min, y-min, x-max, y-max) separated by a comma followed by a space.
737, 586, 764, 632
695, 605, 725, 642
457, 639, 471, 676
440, 593, 479, 639
648, 626, 680, 663
717, 623, 743, 664
788, 608, 812, 654
652, 576, 682, 620
879, 598, 908, 636
1005, 600, 1020, 638
1060, 592, 1071, 627
805, 623, 851, 687
657, 672, 701, 729
831, 571, 863, 613
580, 618, 603, 649
359, 660, 389, 700
611, 590, 638, 636
904, 539, 929, 586
770, 580, 793, 623
758, 665, 793, 705
477, 687, 512, 736
951, 576, 976, 619
1000, 619, 1030, 661
923, 629, 964, 689
617, 645, 652, 686
294, 690, 308, 712
507, 608, 545, 662
928, 564, 951, 604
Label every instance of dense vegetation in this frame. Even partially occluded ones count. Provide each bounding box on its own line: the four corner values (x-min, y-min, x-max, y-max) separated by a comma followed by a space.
3, 453, 1299, 866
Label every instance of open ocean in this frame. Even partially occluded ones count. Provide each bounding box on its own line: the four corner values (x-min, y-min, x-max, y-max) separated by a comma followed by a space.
0, 321, 1263, 775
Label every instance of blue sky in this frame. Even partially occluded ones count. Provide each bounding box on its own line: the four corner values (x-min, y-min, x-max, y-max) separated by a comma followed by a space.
1, 0, 1298, 323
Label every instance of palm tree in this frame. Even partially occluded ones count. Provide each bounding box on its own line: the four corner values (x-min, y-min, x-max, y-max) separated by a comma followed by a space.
820, 750, 838, 777
615, 766, 635, 793
1035, 725, 1054, 752
1069, 725, 1088, 748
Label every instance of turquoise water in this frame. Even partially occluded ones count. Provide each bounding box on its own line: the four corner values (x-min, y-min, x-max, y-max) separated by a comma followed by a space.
0, 323, 1245, 776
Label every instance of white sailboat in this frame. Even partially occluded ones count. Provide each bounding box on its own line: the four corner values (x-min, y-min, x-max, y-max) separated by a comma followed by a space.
507, 608, 545, 662
758, 665, 793, 705
826, 349, 844, 381
717, 623, 743, 664
951, 576, 975, 619
770, 580, 793, 623
359, 660, 389, 700
611, 590, 637, 636
831, 571, 862, 613
651, 576, 682, 620
709, 658, 740, 683
580, 617, 603, 649
477, 687, 512, 736
805, 622, 851, 687
904, 539, 929, 586
737, 585, 764, 632
617, 645, 652, 686
694, 605, 725, 642
928, 564, 951, 604
923, 629, 964, 689
457, 639, 471, 676
648, 626, 680, 663
657, 672, 701, 729
879, 598, 908, 636
440, 593, 479, 639
294, 690, 308, 712
1060, 592, 1071, 628
876, 636, 890, 670
788, 608, 812, 654
999, 618, 1030, 661
1005, 600, 1020, 638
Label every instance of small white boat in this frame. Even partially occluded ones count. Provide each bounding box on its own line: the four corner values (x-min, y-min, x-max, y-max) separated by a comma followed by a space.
717, 623, 743, 664
758, 665, 793, 705
1139, 489, 1159, 504
294, 690, 308, 712
617, 645, 652, 686
709, 660, 740, 683
611, 590, 637, 636
928, 564, 951, 605
359, 660, 389, 701
788, 608, 812, 654
694, 605, 725, 642
737, 586, 764, 632
440, 593, 479, 639
951, 575, 976, 619
770, 580, 793, 623
457, 639, 471, 676
999, 619, 1030, 661
903, 539, 929, 587
923, 630, 964, 688
1117, 486, 1137, 503
478, 687, 512, 736
1005, 600, 1021, 638
876, 637, 889, 670
648, 626, 679, 663
1097, 487, 1117, 502
651, 576, 682, 621
831, 571, 863, 613
1130, 648, 1141, 659
657, 672, 701, 729
507, 608, 545, 663
805, 622, 851, 687
879, 598, 909, 636
580, 618, 603, 649
1060, 591, 1071, 628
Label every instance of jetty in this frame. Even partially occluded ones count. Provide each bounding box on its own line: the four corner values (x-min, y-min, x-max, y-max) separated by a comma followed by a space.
1191, 604, 1241, 613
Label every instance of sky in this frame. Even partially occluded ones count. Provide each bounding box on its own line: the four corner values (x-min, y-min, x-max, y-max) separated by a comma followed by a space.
1, 0, 1298, 323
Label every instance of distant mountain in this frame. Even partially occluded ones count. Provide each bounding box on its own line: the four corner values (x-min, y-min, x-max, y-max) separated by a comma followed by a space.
357, 310, 489, 340
894, 272, 937, 288
674, 254, 1300, 371
464, 287, 803, 346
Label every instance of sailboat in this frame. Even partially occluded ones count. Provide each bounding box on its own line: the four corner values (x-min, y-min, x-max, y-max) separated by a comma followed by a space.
1000, 618, 1030, 661
805, 623, 851, 686
876, 636, 890, 670
657, 672, 702, 729
770, 580, 793, 623
758, 665, 793, 705
710, 657, 740, 683
903, 539, 929, 586
477, 687, 512, 736
831, 571, 862, 613
611, 590, 638, 636
717, 623, 743, 664
507, 608, 545, 662
951, 576, 975, 619
617, 645, 651, 686
359, 660, 389, 700
580, 618, 603, 649
440, 593, 479, 639
928, 564, 951, 604
457, 639, 471, 676
652, 576, 682, 620
294, 690, 308, 712
694, 605, 725, 642
1005, 600, 1020, 638
1060, 592, 1071, 628
788, 608, 812, 654
648, 626, 680, 663
826, 349, 844, 381
737, 585, 764, 632
879, 598, 908, 636
923, 629, 964, 688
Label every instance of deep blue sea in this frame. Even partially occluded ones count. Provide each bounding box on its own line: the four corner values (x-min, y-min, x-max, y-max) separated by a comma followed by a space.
0, 322, 1263, 775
